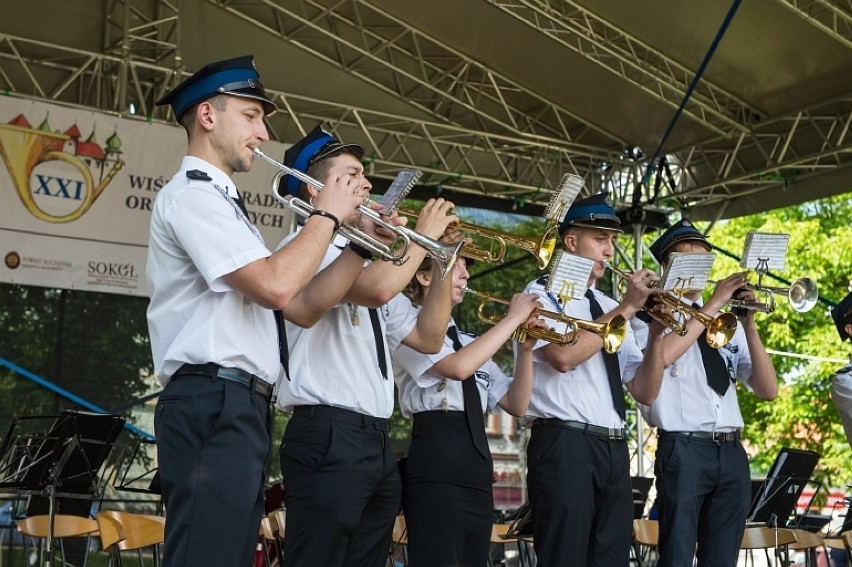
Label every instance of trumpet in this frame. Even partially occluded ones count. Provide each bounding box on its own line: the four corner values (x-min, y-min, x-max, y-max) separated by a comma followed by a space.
462, 287, 627, 353
254, 149, 465, 278
721, 277, 818, 313
397, 207, 558, 269
607, 264, 738, 349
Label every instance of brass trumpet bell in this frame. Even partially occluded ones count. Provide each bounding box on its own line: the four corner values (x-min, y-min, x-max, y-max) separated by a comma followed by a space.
721, 276, 819, 314
397, 207, 558, 269
608, 264, 738, 349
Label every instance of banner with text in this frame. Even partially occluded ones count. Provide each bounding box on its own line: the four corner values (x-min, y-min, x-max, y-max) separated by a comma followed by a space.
0, 97, 293, 297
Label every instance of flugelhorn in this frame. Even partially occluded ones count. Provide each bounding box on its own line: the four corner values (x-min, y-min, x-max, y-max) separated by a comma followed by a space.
607, 264, 738, 349
720, 277, 818, 314
253, 149, 464, 277
462, 287, 627, 353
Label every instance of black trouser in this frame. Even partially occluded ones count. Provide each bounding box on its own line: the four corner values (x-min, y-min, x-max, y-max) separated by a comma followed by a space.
527, 422, 632, 567
155, 373, 271, 567
654, 432, 751, 567
403, 411, 493, 567
279, 405, 400, 567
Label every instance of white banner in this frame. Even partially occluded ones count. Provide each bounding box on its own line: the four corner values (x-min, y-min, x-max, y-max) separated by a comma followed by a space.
0, 98, 293, 296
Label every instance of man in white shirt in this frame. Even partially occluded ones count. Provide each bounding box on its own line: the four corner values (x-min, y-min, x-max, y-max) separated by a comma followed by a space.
274, 125, 459, 567
147, 56, 364, 566
830, 292, 852, 449
521, 192, 666, 567
638, 219, 778, 567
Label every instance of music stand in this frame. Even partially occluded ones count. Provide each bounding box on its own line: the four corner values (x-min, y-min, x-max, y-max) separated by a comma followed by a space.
747, 448, 820, 528
0, 409, 124, 566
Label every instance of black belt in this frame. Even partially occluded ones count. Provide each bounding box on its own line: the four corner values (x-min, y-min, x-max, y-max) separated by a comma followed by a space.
533, 418, 625, 440
660, 429, 741, 444
293, 405, 389, 431
172, 363, 274, 402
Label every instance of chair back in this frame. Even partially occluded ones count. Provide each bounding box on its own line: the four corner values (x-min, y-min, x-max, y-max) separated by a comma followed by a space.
740, 526, 797, 549
95, 512, 126, 551
268, 509, 286, 541
632, 519, 659, 547
100, 511, 165, 551
17, 514, 99, 539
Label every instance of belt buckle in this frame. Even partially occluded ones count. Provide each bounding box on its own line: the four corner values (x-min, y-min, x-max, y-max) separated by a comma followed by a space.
608, 428, 620, 440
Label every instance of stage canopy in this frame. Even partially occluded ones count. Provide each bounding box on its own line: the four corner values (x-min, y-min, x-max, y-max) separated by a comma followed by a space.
1, 0, 850, 225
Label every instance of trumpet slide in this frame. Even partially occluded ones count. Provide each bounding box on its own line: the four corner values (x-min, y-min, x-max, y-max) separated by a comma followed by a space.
607, 264, 737, 349
462, 287, 627, 353
254, 149, 464, 277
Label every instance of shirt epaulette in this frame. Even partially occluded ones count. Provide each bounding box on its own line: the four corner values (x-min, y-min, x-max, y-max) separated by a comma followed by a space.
186, 169, 212, 181
459, 329, 479, 339
536, 274, 549, 286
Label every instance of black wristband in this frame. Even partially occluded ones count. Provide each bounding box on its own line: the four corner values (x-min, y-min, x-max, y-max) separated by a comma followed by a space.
348, 241, 373, 260
308, 209, 341, 233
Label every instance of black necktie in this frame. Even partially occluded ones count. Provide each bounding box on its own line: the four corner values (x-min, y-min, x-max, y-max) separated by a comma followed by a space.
368, 308, 388, 380
274, 310, 289, 381
692, 303, 730, 396
233, 192, 249, 217
446, 326, 489, 458
585, 289, 626, 420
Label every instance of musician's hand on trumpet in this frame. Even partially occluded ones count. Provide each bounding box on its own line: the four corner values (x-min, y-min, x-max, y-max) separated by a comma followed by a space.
619, 267, 661, 315
705, 271, 750, 314
407, 198, 459, 241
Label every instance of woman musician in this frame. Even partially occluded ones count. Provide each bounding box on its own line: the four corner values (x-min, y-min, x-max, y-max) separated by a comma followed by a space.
391, 256, 543, 567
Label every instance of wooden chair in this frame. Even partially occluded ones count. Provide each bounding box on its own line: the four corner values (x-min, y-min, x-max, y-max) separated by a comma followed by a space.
267, 509, 286, 565
389, 513, 408, 566
843, 530, 852, 563
16, 514, 99, 566
740, 526, 798, 566
631, 519, 659, 567
98, 510, 165, 566
96, 512, 127, 565
786, 529, 824, 567
489, 523, 534, 567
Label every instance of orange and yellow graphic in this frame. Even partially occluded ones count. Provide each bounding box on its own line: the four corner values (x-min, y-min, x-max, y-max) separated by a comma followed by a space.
0, 114, 124, 223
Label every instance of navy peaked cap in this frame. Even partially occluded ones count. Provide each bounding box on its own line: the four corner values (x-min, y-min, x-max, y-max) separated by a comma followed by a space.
279, 124, 364, 196
558, 192, 622, 234
650, 219, 710, 263
155, 55, 277, 120
831, 291, 852, 342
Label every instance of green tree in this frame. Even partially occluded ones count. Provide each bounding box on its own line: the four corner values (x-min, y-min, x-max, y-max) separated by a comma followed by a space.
697, 195, 852, 487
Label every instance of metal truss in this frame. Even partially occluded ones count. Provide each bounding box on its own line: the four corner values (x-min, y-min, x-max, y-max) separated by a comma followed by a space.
0, 0, 849, 221
207, 0, 627, 147
486, 0, 761, 136
775, 0, 852, 49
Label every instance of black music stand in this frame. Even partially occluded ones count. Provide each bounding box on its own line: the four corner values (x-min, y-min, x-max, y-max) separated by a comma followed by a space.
747, 448, 820, 528
0, 409, 124, 566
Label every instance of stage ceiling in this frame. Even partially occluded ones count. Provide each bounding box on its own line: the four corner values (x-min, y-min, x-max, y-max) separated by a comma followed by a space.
1, 0, 851, 225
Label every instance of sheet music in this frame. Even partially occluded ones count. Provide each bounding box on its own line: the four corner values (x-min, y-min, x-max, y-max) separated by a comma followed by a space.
740, 231, 789, 271
378, 169, 422, 214
544, 173, 584, 222
661, 252, 716, 292
546, 250, 594, 303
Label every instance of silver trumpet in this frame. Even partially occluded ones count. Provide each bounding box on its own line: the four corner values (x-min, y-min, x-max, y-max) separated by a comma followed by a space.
253, 149, 464, 277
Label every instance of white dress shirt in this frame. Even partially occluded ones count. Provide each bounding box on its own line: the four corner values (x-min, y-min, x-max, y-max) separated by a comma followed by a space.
392, 318, 511, 419
275, 233, 418, 417
633, 301, 753, 431
519, 278, 645, 428
146, 156, 279, 385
